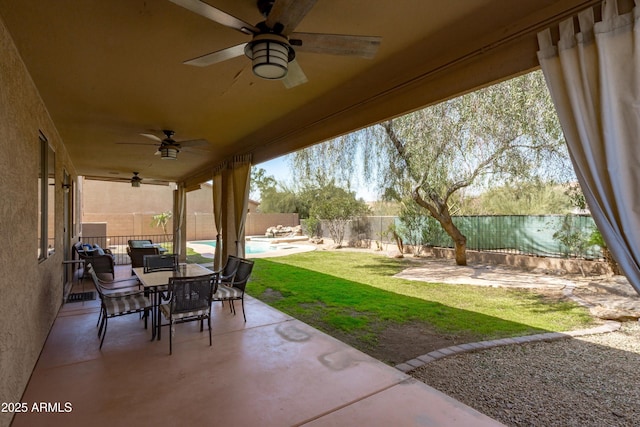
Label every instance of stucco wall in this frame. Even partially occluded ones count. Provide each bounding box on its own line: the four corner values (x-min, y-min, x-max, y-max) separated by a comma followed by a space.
0, 16, 76, 427
81, 181, 291, 240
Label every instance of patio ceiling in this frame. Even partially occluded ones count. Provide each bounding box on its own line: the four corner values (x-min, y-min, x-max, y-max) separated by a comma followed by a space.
0, 0, 598, 186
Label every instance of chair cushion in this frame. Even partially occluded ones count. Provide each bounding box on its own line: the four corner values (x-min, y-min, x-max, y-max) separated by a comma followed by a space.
212, 286, 243, 300
103, 294, 151, 316
160, 304, 209, 320
104, 290, 144, 298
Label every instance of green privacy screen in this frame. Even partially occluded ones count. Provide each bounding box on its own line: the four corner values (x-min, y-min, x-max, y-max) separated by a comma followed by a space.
395, 215, 600, 259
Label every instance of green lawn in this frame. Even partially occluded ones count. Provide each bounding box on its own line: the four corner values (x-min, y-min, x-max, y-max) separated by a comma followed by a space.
186, 247, 212, 264
246, 251, 594, 356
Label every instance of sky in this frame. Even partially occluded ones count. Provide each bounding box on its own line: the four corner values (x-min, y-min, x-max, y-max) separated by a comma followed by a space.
256, 156, 378, 201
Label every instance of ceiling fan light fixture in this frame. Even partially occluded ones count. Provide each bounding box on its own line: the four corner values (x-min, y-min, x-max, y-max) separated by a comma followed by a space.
160, 145, 179, 160
131, 172, 142, 188
245, 33, 294, 80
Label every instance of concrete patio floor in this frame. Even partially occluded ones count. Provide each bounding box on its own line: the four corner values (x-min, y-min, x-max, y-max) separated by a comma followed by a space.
12, 266, 503, 427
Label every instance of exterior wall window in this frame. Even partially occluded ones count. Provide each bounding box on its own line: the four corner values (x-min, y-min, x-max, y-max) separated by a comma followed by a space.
38, 132, 55, 260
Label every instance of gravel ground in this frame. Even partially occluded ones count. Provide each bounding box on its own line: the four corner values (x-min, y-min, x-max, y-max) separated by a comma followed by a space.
411, 321, 640, 427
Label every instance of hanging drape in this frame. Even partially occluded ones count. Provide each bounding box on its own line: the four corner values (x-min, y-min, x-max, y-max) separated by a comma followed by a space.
232, 154, 252, 258
537, 0, 640, 293
221, 165, 234, 264
211, 154, 252, 265
212, 163, 225, 270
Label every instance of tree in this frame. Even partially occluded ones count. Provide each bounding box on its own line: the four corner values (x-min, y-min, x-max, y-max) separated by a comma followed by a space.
258, 184, 305, 214
151, 211, 172, 242
588, 229, 622, 275
396, 199, 443, 256
250, 167, 311, 215
564, 182, 621, 274
250, 167, 277, 201
291, 70, 571, 265
462, 180, 574, 215
305, 182, 370, 247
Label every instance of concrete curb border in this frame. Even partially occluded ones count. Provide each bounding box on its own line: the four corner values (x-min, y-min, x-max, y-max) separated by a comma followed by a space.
395, 320, 621, 373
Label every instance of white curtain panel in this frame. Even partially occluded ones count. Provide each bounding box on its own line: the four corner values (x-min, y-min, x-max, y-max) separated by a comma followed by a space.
231, 155, 252, 258
537, 0, 640, 292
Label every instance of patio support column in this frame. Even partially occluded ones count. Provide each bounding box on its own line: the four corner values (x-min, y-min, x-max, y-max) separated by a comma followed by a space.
173, 183, 187, 263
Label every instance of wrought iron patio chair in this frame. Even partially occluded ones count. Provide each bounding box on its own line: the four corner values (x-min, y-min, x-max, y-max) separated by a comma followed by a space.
159, 274, 215, 355
73, 241, 115, 279
143, 253, 179, 273
87, 265, 144, 327
211, 258, 254, 322
213, 255, 241, 283
127, 246, 160, 274
211, 255, 241, 308
87, 264, 152, 349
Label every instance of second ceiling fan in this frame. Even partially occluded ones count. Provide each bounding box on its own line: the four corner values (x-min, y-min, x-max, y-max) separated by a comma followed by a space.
168, 0, 382, 88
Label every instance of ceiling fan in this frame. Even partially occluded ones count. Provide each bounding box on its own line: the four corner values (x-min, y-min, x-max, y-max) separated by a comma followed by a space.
168, 0, 382, 88
117, 129, 209, 160
83, 173, 171, 186
130, 172, 143, 187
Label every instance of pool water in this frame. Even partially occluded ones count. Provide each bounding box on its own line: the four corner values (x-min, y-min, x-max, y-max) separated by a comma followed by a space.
189, 240, 272, 255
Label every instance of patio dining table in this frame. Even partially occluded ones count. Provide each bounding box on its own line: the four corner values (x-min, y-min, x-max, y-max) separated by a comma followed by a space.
133, 264, 214, 341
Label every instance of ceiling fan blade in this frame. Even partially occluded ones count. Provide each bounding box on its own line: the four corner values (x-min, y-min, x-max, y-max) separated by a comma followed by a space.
140, 133, 163, 142
282, 59, 308, 89
181, 146, 212, 153
184, 43, 247, 67
179, 138, 209, 148
289, 33, 381, 59
116, 142, 158, 146
168, 0, 257, 35
266, 0, 317, 35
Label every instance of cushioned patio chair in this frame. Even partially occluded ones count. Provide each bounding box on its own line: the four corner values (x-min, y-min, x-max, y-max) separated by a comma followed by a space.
211, 255, 241, 309
87, 264, 152, 349
73, 241, 115, 279
91, 272, 145, 329
211, 258, 254, 322
127, 246, 160, 274
213, 255, 241, 285
160, 274, 215, 355
128, 239, 153, 249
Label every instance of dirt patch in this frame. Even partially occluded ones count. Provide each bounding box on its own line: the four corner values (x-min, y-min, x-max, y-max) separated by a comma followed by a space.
373, 321, 476, 365
315, 320, 478, 366
260, 288, 284, 303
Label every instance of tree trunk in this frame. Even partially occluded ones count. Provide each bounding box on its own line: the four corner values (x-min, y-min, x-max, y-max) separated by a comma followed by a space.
413, 189, 468, 266
603, 247, 622, 275
440, 217, 468, 266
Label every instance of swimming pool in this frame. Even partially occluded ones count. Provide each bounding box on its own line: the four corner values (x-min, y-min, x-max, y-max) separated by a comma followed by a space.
189, 240, 274, 255
187, 239, 315, 258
